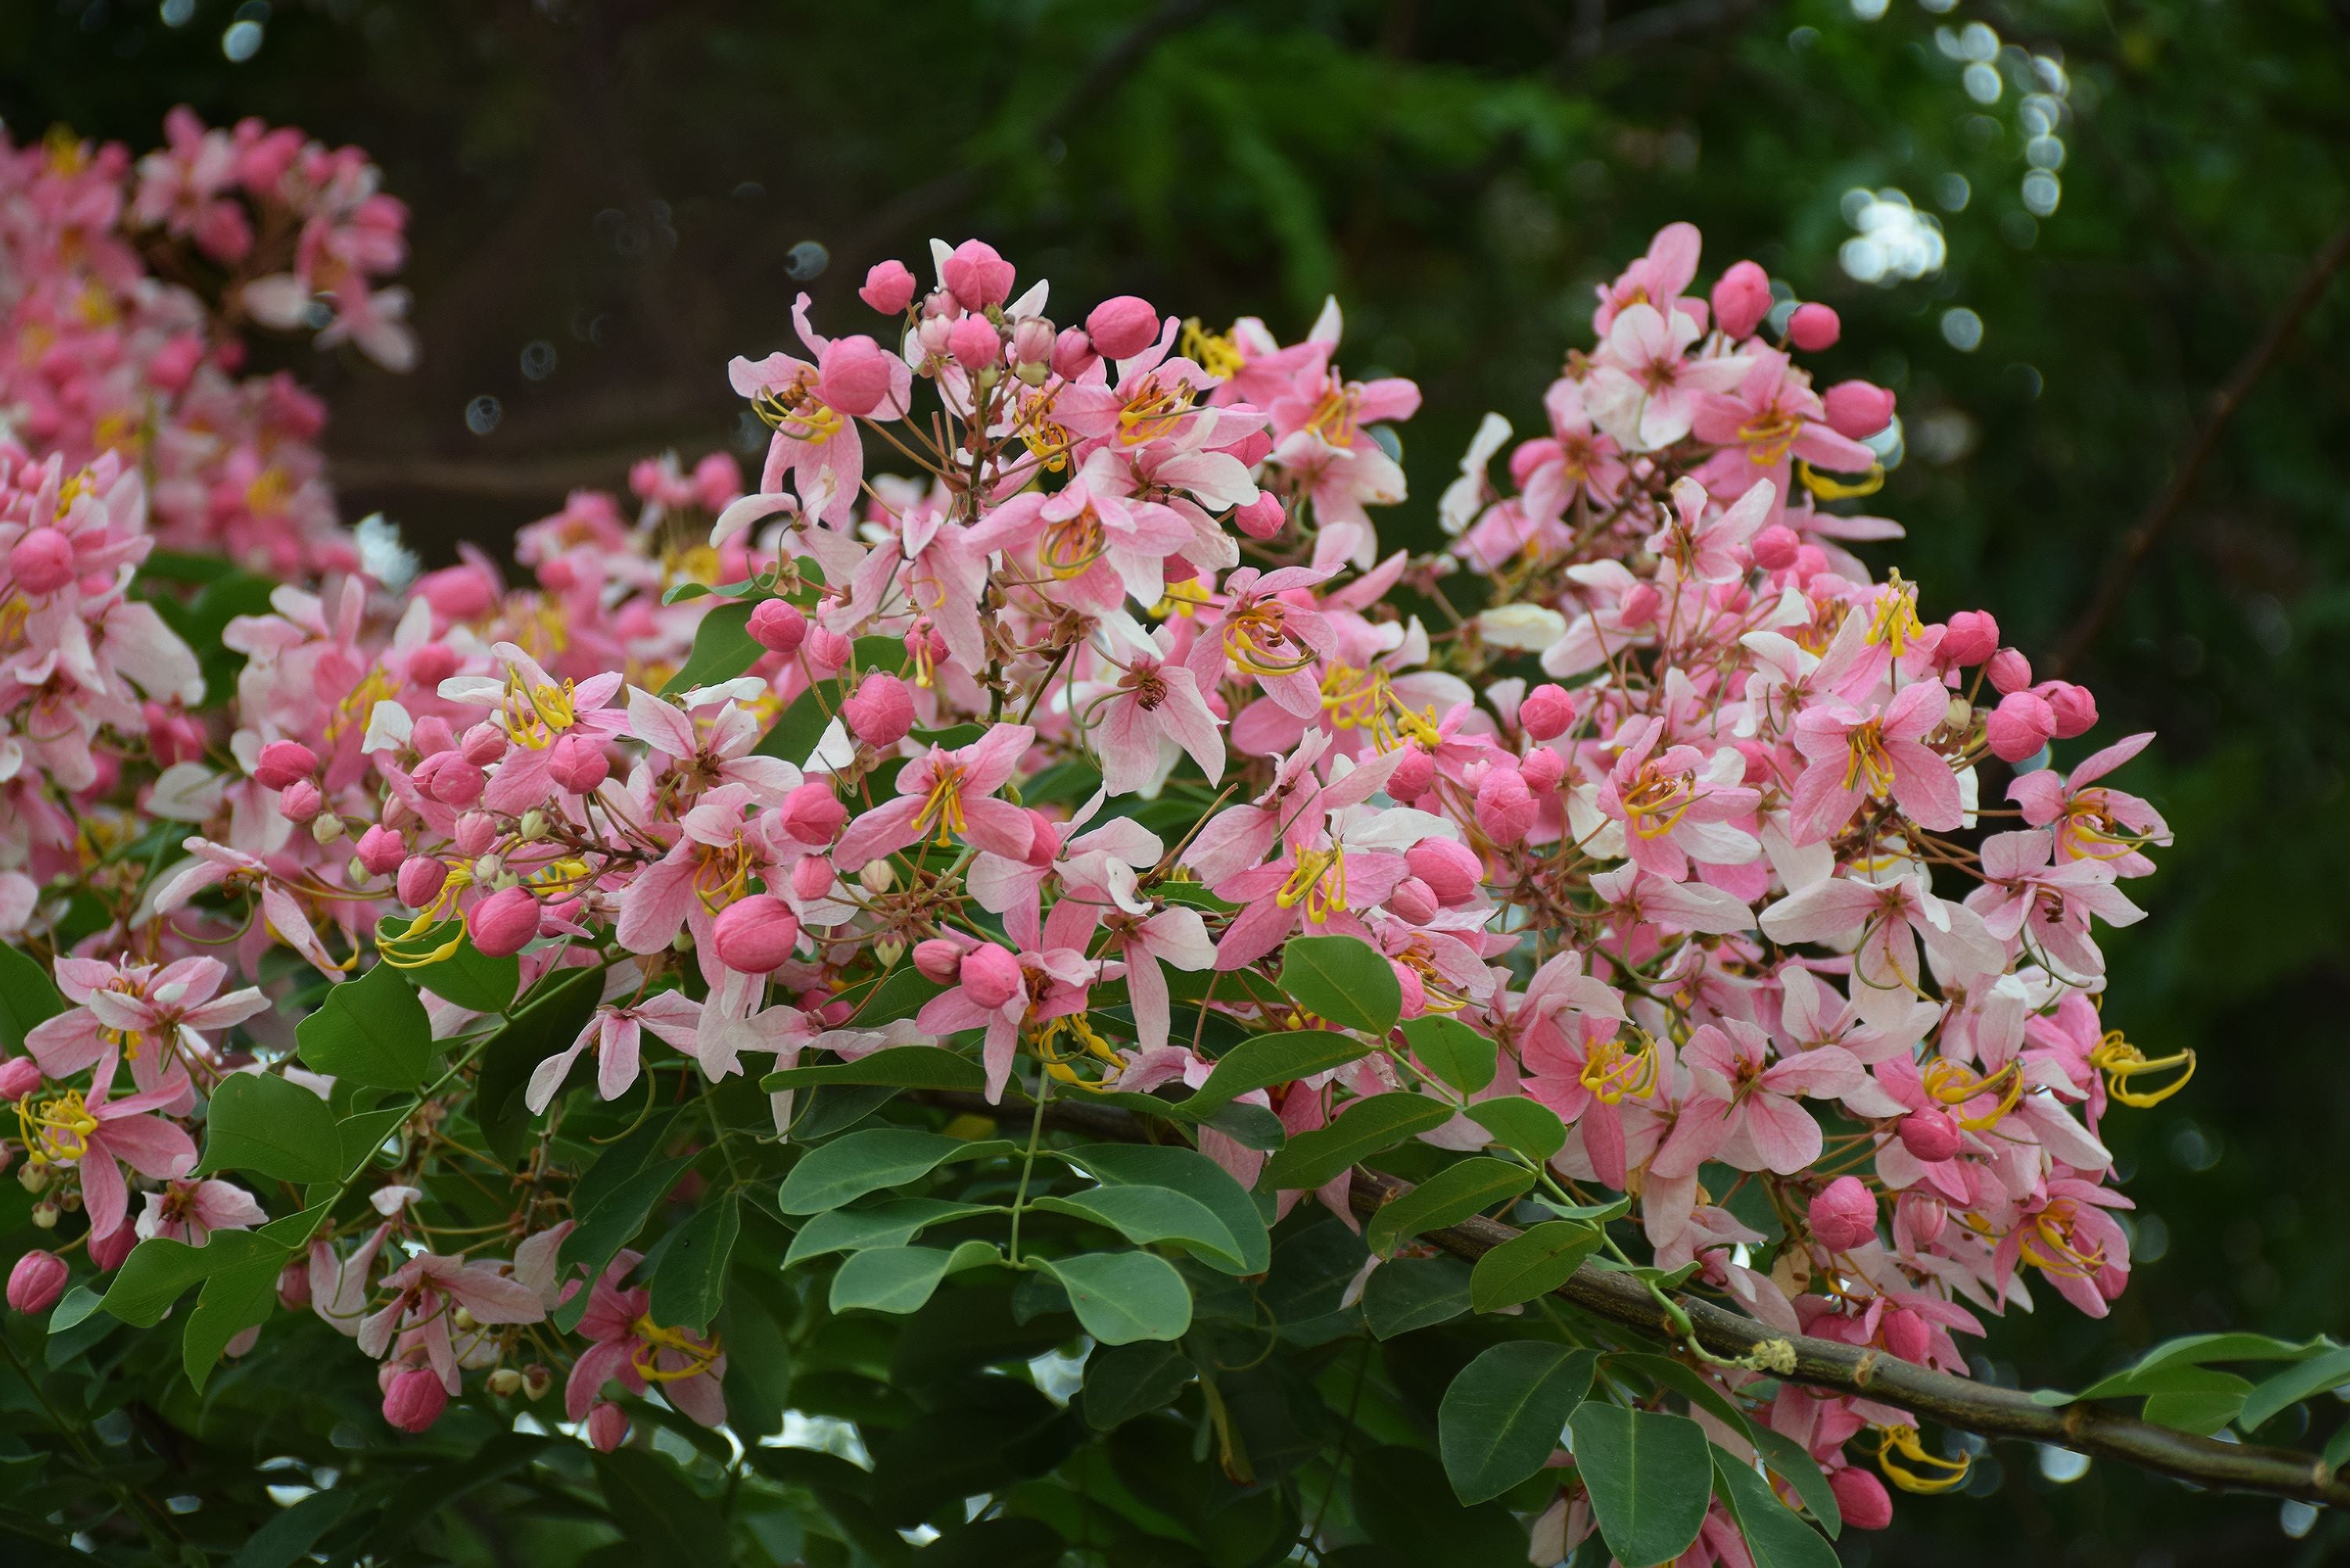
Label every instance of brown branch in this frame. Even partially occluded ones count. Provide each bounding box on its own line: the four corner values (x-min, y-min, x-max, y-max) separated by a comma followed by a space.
915, 1089, 2350, 1508
2049, 222, 2350, 677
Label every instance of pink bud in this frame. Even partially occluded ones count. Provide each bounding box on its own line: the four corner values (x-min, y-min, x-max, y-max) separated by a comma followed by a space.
1710, 261, 1773, 341
1050, 327, 1098, 380
1475, 767, 1536, 847
790, 856, 836, 901
1985, 690, 2056, 763
278, 779, 324, 823
356, 825, 407, 876
1406, 837, 1484, 905
1519, 747, 1567, 793
1788, 302, 1841, 352
0, 1058, 40, 1101
1897, 1107, 1961, 1163
466, 887, 541, 959
147, 334, 205, 394
859, 258, 916, 315
422, 755, 486, 808
780, 781, 846, 845
397, 855, 448, 909
277, 1257, 313, 1310
1986, 647, 2033, 695
381, 1367, 448, 1434
1518, 684, 1574, 742
842, 671, 915, 748
959, 945, 1023, 1010
80, 1223, 132, 1274
1829, 1466, 1893, 1531
941, 239, 1014, 310
1386, 747, 1436, 801
416, 564, 497, 621
1387, 876, 1439, 925
2035, 681, 2098, 739
1881, 1305, 1932, 1364
411, 715, 458, 758
9, 527, 76, 595
407, 642, 461, 688
947, 316, 1002, 374
913, 938, 966, 983
804, 627, 850, 674
461, 722, 509, 766
748, 598, 807, 655
587, 1401, 629, 1453
1808, 1176, 1877, 1252
819, 335, 895, 417
548, 733, 609, 795
252, 739, 320, 790
1086, 295, 1159, 360
1232, 494, 1286, 540
1940, 610, 1998, 667
1897, 1190, 1948, 1249
7, 1250, 67, 1313
1010, 317, 1056, 368
1822, 380, 1896, 440
453, 813, 497, 858
1751, 525, 1801, 572
1618, 583, 1661, 628
712, 895, 801, 974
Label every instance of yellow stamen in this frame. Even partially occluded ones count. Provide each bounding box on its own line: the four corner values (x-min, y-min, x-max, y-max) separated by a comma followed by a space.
2016, 1198, 2106, 1279
16, 1089, 99, 1166
1179, 318, 1243, 381
1922, 1057, 2023, 1131
1876, 1425, 1971, 1494
1579, 1032, 1659, 1105
1274, 845, 1349, 925
1799, 460, 1885, 500
502, 669, 579, 750
1116, 376, 1197, 446
910, 764, 969, 850
1735, 409, 1802, 467
1864, 570, 1926, 656
2088, 1030, 2194, 1109
1621, 766, 1697, 840
1840, 719, 1900, 798
627, 1316, 723, 1382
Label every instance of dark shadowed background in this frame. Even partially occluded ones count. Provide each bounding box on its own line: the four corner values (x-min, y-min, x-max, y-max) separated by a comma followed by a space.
6, 1, 2348, 1563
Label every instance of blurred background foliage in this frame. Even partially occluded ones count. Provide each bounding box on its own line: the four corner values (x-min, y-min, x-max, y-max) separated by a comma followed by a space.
5, 0, 2348, 1563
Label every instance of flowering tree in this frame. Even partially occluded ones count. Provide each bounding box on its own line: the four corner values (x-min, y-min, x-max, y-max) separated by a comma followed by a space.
0, 114, 2343, 1566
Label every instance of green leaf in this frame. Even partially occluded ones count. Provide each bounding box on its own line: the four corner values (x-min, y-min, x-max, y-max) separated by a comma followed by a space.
1570, 1404, 1713, 1568
595, 1448, 729, 1560
2142, 1370, 2252, 1436
407, 935, 521, 1014
555, 1155, 693, 1328
101, 1236, 250, 1325
295, 963, 436, 1089
779, 1129, 1007, 1215
1278, 934, 1401, 1035
1441, 1343, 1595, 1504
337, 1104, 410, 1173
1466, 1098, 1567, 1162
47, 1285, 104, 1335
183, 1245, 284, 1390
1363, 1255, 1476, 1339
2239, 1345, 2350, 1433
1082, 1339, 1195, 1430
199, 1073, 342, 1183
0, 943, 64, 1053
1711, 1451, 1838, 1568
1364, 1157, 1534, 1257
1606, 1352, 1756, 1443
761, 1046, 983, 1094
1061, 1143, 1271, 1275
830, 1240, 1000, 1314
1401, 1016, 1497, 1094
649, 1190, 741, 1335
473, 963, 607, 1166
660, 601, 762, 695
1040, 1252, 1193, 1344
1175, 1029, 1371, 1115
224, 1489, 356, 1568
784, 1199, 1000, 1267
1472, 1219, 1603, 1312
1032, 1185, 1248, 1270
1749, 1425, 1842, 1538
1259, 1094, 1452, 1191
2041, 1332, 2340, 1405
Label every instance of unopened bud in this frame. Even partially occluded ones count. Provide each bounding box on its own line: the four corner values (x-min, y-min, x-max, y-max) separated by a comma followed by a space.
858, 859, 896, 894
488, 1367, 524, 1397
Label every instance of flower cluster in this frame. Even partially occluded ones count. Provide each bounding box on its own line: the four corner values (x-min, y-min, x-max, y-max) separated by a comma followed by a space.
0, 206, 2184, 1558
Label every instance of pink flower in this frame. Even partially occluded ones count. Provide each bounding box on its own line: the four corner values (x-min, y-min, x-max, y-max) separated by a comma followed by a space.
1654, 1021, 1862, 1176
1583, 302, 1749, 452
1759, 872, 2006, 1031
565, 1250, 727, 1427
728, 293, 911, 525
526, 992, 704, 1112
831, 723, 1035, 869
27, 954, 265, 1090
359, 1252, 546, 1391
1090, 626, 1224, 795
18, 1076, 197, 1240
1595, 716, 1760, 883
136, 1176, 267, 1245
2007, 731, 2169, 876
1788, 681, 1961, 843
1965, 829, 2144, 979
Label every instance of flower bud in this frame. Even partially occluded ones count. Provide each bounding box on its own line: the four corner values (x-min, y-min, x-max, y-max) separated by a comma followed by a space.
1407, 837, 1484, 905
1897, 1107, 1961, 1163
1050, 327, 1098, 381
417, 564, 497, 620
1231, 494, 1285, 540
30, 1201, 57, 1230
6, 1250, 67, 1313
959, 945, 1023, 1010
87, 1223, 136, 1271
790, 856, 836, 901
1473, 767, 1535, 848
1618, 583, 1661, 627
804, 627, 851, 674
488, 1367, 524, 1397
842, 671, 915, 749
253, 739, 320, 790
312, 814, 347, 847
1518, 683, 1573, 741
0, 1058, 40, 1101
1986, 647, 2032, 695
947, 316, 1002, 374
777, 782, 844, 847
9, 527, 77, 596
407, 642, 461, 688
1710, 260, 1773, 341
913, 938, 966, 983
748, 598, 807, 656
467, 886, 541, 959
1010, 316, 1056, 368
277, 779, 323, 823
454, 813, 497, 859
356, 824, 407, 876
1751, 524, 1801, 572
1386, 747, 1436, 800
1822, 380, 1896, 440
1881, 1305, 1932, 1364
941, 239, 1014, 310
1829, 1466, 1893, 1531
16, 1163, 45, 1194
1086, 295, 1159, 360
712, 894, 801, 974
548, 732, 609, 795
423, 755, 486, 808
382, 1367, 448, 1434
2035, 680, 2098, 739
1940, 610, 1998, 667
1387, 876, 1439, 925
859, 258, 916, 315
587, 1400, 629, 1452
1984, 690, 2056, 763
523, 1363, 553, 1400
818, 335, 895, 417
411, 714, 458, 758
1808, 1176, 1877, 1252
397, 855, 449, 910
1788, 302, 1840, 352
277, 1258, 312, 1310
1519, 746, 1567, 793
858, 859, 896, 894
461, 722, 510, 767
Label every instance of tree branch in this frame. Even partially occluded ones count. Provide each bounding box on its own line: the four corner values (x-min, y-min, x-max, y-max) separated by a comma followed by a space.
913, 1089, 2350, 1508
2049, 222, 2350, 677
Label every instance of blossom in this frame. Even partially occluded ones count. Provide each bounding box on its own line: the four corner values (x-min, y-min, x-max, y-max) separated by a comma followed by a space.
830, 724, 1036, 869
358, 1252, 546, 1390
1788, 680, 1962, 843
1654, 1021, 1863, 1176
565, 1251, 727, 1427
526, 992, 705, 1112
16, 1076, 198, 1240
136, 1176, 267, 1245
